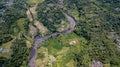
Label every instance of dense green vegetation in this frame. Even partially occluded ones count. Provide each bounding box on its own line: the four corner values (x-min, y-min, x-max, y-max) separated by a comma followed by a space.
2, 37, 30, 67
37, 0, 120, 67
0, 0, 120, 67
64, 0, 120, 67
37, 33, 88, 67
0, 0, 29, 38
0, 35, 13, 46
37, 0, 65, 32
0, 0, 31, 67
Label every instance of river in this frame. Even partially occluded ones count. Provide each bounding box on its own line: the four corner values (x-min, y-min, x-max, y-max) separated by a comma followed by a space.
29, 3, 76, 67
29, 12, 76, 67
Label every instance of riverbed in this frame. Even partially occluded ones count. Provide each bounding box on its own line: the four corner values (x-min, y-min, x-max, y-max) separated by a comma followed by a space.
28, 2, 76, 67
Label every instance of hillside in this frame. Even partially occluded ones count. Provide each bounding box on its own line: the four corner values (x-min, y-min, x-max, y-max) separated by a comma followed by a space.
0, 0, 120, 67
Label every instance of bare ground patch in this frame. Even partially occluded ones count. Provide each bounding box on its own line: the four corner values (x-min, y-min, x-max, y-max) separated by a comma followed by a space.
34, 20, 48, 35
29, 23, 37, 38
26, 9, 33, 22
69, 38, 79, 46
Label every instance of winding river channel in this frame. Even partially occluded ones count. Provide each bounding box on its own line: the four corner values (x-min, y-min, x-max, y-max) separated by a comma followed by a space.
29, 5, 76, 67
29, 13, 76, 67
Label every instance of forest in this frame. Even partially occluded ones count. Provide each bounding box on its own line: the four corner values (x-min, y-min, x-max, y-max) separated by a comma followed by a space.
0, 0, 120, 67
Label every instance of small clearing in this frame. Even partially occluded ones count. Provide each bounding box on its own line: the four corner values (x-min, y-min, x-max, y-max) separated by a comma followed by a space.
69, 38, 79, 46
